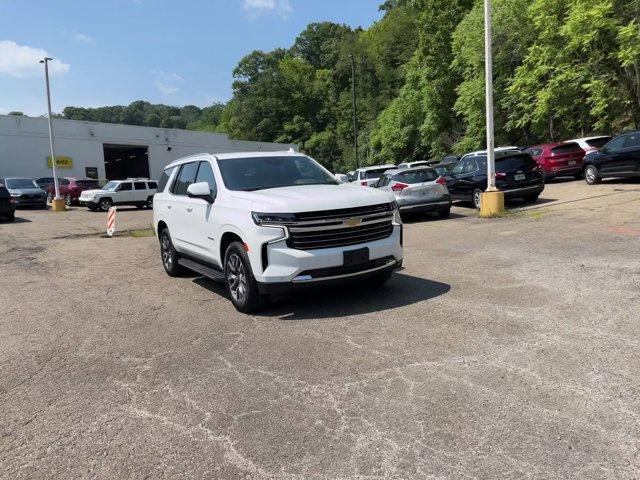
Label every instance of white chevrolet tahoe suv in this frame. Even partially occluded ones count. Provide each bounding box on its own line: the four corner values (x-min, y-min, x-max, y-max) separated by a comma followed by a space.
79, 179, 157, 211
153, 151, 403, 313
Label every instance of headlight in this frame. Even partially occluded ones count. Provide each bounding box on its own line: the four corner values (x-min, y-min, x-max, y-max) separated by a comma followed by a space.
391, 201, 402, 225
8, 189, 21, 197
252, 212, 297, 226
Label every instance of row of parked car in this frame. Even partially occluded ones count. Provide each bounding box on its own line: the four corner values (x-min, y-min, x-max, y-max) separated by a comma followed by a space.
336, 131, 640, 212
0, 175, 160, 222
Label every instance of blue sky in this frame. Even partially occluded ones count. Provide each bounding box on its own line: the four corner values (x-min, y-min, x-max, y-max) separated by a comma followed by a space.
0, 0, 383, 116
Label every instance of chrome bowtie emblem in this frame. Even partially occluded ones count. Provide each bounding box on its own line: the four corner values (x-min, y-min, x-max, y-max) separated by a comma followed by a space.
344, 217, 362, 227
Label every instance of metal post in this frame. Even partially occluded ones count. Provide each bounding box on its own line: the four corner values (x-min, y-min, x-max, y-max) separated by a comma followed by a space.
40, 57, 61, 200
484, 0, 496, 191
349, 54, 359, 170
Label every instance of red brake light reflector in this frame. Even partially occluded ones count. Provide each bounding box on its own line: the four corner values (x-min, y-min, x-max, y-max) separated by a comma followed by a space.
436, 177, 446, 185
391, 182, 409, 192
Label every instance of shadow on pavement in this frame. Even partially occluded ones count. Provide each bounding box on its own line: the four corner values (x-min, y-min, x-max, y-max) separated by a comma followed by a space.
0, 217, 32, 224
193, 272, 451, 320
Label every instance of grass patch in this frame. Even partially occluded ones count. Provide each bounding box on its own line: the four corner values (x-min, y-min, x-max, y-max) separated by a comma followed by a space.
127, 228, 155, 238
479, 208, 549, 220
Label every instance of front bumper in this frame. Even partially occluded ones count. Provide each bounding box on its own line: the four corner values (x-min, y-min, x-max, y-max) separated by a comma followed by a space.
253, 224, 403, 286
257, 257, 402, 295
79, 198, 98, 207
13, 197, 46, 207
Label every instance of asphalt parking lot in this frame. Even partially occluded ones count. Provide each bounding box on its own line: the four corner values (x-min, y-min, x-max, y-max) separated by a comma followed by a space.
1, 179, 639, 479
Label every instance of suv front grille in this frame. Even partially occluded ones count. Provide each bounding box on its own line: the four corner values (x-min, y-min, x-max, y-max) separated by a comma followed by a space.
286, 203, 395, 250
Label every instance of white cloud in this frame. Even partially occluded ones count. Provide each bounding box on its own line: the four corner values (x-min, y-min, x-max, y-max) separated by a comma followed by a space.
243, 0, 291, 19
74, 33, 94, 43
151, 70, 183, 95
0, 41, 70, 77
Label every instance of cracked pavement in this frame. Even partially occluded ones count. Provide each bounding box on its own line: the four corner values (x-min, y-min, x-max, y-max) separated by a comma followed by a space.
1, 179, 639, 479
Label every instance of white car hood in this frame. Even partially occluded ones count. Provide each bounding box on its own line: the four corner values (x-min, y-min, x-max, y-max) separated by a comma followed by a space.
80, 189, 106, 196
230, 184, 395, 213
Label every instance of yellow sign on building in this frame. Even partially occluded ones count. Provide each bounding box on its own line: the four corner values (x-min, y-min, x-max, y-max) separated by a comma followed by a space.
46, 156, 73, 169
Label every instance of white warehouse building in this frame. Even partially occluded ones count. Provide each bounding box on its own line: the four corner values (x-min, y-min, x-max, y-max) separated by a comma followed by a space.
0, 114, 296, 183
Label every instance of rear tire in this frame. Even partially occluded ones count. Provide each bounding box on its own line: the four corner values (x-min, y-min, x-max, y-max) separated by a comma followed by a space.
472, 189, 483, 209
159, 229, 185, 277
6, 212, 15, 222
64, 194, 72, 206
523, 194, 540, 203
438, 207, 451, 219
584, 165, 601, 185
574, 171, 583, 180
224, 241, 267, 313
146, 196, 154, 209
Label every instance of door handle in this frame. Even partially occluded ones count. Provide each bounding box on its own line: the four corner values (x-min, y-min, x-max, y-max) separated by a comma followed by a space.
186, 207, 193, 212
167, 205, 172, 210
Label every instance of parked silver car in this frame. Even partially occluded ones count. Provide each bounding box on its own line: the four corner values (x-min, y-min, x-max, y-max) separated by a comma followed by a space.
376, 167, 452, 218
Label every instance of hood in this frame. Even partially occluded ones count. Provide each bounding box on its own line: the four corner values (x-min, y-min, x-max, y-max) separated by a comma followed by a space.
230, 184, 395, 213
80, 189, 106, 196
8, 187, 45, 195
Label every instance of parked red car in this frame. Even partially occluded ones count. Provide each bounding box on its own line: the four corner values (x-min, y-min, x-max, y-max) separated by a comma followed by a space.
523, 142, 585, 181
46, 177, 99, 206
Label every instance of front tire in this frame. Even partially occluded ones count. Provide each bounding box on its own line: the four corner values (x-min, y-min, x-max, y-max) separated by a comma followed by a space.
5, 212, 15, 222
98, 198, 112, 212
146, 196, 154, 209
159, 229, 185, 277
64, 194, 72, 206
584, 165, 601, 185
224, 242, 266, 313
438, 207, 451, 219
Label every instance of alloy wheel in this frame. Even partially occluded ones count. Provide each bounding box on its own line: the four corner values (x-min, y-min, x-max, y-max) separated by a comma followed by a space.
226, 254, 247, 304
64, 194, 72, 206
473, 189, 482, 209
585, 167, 596, 184
100, 199, 111, 212
161, 234, 172, 270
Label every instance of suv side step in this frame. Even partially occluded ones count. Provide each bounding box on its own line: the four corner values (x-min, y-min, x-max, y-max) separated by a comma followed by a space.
178, 258, 225, 282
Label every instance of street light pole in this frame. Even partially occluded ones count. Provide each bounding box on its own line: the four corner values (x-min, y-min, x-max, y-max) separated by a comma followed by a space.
484, 0, 496, 192
479, 0, 505, 217
40, 57, 64, 211
349, 54, 359, 170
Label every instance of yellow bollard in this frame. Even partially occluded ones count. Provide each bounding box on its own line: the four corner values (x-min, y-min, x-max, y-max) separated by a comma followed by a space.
50, 198, 66, 212
479, 190, 505, 218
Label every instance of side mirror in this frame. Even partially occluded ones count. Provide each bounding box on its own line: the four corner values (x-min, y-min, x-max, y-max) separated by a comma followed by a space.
187, 182, 215, 203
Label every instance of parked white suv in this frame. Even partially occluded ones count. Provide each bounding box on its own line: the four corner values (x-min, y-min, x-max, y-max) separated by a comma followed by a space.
79, 179, 157, 211
153, 151, 403, 313
351, 165, 396, 187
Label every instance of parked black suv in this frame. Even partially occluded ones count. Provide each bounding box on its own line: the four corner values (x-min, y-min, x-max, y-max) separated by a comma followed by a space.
0, 185, 16, 222
582, 131, 640, 185
447, 152, 545, 208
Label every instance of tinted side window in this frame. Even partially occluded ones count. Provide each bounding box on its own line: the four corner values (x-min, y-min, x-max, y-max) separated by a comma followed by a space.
59, 178, 70, 186
605, 135, 626, 151
525, 148, 543, 157
194, 161, 217, 196
134, 182, 146, 190
157, 166, 176, 193
172, 162, 199, 196
119, 182, 132, 191
623, 133, 640, 149
147, 181, 157, 189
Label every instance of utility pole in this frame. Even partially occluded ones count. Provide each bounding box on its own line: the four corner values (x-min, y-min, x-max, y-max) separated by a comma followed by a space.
349, 54, 359, 170
480, 0, 504, 217
40, 57, 65, 211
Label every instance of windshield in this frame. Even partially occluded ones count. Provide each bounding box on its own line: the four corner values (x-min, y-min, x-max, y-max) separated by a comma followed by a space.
5, 178, 36, 189
363, 168, 391, 179
101, 181, 119, 191
217, 156, 338, 191
397, 169, 438, 184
